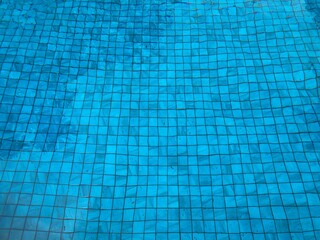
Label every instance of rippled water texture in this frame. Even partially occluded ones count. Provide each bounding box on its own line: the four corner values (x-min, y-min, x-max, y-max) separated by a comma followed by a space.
0, 0, 320, 239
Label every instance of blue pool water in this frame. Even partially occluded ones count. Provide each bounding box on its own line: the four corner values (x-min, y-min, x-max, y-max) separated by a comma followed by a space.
0, 0, 320, 239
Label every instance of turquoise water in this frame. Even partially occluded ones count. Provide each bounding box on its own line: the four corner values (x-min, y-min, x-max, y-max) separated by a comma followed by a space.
0, 0, 320, 239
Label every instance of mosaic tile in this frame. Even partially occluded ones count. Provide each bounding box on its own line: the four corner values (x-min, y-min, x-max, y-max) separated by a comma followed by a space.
0, 0, 320, 239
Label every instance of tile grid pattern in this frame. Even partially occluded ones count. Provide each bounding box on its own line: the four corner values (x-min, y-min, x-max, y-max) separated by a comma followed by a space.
0, 0, 320, 239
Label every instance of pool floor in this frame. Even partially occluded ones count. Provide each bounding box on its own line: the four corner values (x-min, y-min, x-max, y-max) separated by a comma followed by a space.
0, 0, 320, 239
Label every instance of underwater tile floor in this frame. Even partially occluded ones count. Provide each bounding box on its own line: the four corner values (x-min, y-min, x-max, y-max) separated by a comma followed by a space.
0, 0, 320, 239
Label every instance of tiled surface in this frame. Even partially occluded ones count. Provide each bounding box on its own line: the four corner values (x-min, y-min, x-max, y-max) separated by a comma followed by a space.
0, 0, 320, 239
